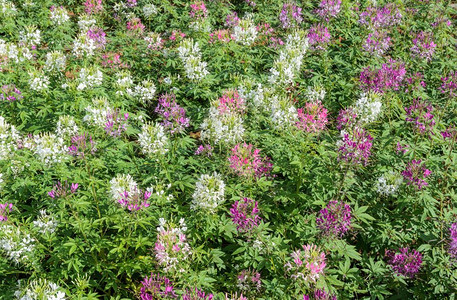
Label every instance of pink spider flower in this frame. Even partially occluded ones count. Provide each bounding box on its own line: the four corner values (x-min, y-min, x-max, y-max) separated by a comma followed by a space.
118, 188, 151, 211
315, 0, 342, 21
308, 24, 331, 50
410, 31, 436, 61
402, 159, 431, 190
228, 143, 273, 179
337, 127, 373, 166
140, 273, 176, 299
316, 200, 351, 237
230, 198, 262, 233
0, 203, 13, 222
296, 101, 328, 134
285, 244, 326, 284
385, 247, 423, 278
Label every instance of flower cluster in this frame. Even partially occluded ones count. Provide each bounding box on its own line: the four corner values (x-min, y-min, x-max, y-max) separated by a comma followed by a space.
279, 2, 303, 29
118, 188, 151, 211
303, 289, 336, 300
404, 99, 435, 136
155, 93, 190, 134
110, 174, 138, 203
316, 200, 351, 237
285, 244, 326, 285
144, 32, 164, 51
230, 198, 262, 233
48, 181, 79, 199
315, 0, 341, 21
410, 31, 436, 61
359, 4, 402, 29
209, 29, 234, 44
233, 18, 258, 46
84, 0, 102, 15
104, 109, 129, 137
50, 6, 70, 26
354, 92, 382, 124
385, 247, 423, 278
126, 17, 145, 35
376, 172, 403, 196
155, 218, 191, 273
237, 269, 262, 294
440, 71, 457, 99
28, 70, 50, 92
140, 273, 176, 300
77, 67, 103, 90
195, 144, 213, 157
225, 12, 240, 27
0, 116, 20, 161
33, 133, 68, 166
138, 122, 169, 156
56, 115, 79, 138
191, 172, 225, 213
360, 59, 406, 94
0, 84, 22, 102
0, 224, 36, 265
87, 27, 107, 50
228, 143, 273, 179
308, 24, 331, 51
363, 30, 391, 56
402, 159, 431, 190
183, 288, 214, 300
190, 1, 208, 20
449, 223, 457, 259
269, 30, 309, 86
337, 127, 373, 166
14, 279, 66, 300
33, 209, 58, 234
0, 202, 13, 222
296, 101, 328, 134
177, 39, 209, 80
44, 51, 67, 74
143, 4, 158, 19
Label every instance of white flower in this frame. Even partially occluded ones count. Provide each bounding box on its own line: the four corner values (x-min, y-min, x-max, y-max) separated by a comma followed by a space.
50, 6, 70, 26
200, 107, 245, 145
14, 279, 66, 300
0, 116, 20, 161
110, 174, 138, 202
33, 133, 67, 166
28, 71, 50, 91
83, 97, 112, 128
177, 39, 209, 80
270, 95, 298, 130
19, 26, 41, 47
56, 115, 79, 138
127, 80, 156, 103
138, 122, 169, 156
143, 3, 158, 18
77, 67, 103, 90
304, 85, 326, 103
0, 224, 35, 265
376, 171, 403, 196
191, 172, 225, 213
114, 71, 134, 95
354, 92, 382, 123
44, 51, 66, 74
33, 210, 58, 234
0, 0, 17, 18
233, 18, 257, 46
72, 33, 97, 57
77, 15, 96, 32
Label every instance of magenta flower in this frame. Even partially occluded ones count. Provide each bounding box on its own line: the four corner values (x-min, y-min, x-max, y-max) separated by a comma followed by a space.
336, 108, 357, 130
100, 52, 129, 70
404, 99, 435, 136
84, 0, 102, 15
195, 144, 213, 157
410, 31, 436, 61
68, 134, 97, 159
126, 0, 137, 8
316, 200, 351, 238
405, 72, 426, 94
296, 101, 328, 133
48, 181, 79, 199
363, 30, 391, 56
155, 93, 190, 134
304, 289, 337, 300
216, 90, 246, 116
1, 84, 23, 102
441, 126, 457, 142
440, 71, 457, 99
190, 1, 208, 20
449, 223, 457, 259
230, 198, 262, 233
385, 247, 423, 278
337, 127, 373, 166
154, 220, 191, 272
396, 142, 409, 154
118, 188, 151, 211
228, 143, 273, 179
87, 27, 106, 49
140, 273, 176, 299
104, 109, 129, 137
315, 0, 341, 21
359, 59, 406, 94
126, 17, 145, 35
359, 3, 402, 29
245, 0, 256, 7
308, 24, 331, 50
402, 159, 431, 190
279, 2, 303, 29
285, 244, 326, 284
209, 29, 234, 44
237, 269, 262, 293
225, 11, 240, 27
0, 203, 13, 222
183, 288, 213, 300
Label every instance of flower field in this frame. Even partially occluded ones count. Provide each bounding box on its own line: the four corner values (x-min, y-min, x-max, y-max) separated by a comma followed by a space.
0, 0, 457, 299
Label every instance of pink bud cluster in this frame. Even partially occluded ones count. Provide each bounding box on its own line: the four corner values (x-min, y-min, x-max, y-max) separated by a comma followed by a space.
228, 143, 273, 179
404, 99, 435, 136
285, 244, 326, 284
441, 126, 457, 142
100, 52, 129, 70
360, 59, 406, 94
385, 247, 423, 278
84, 0, 102, 15
195, 144, 213, 157
0, 203, 13, 222
48, 181, 79, 199
118, 189, 151, 211
230, 198, 261, 233
316, 200, 351, 238
126, 17, 145, 35
296, 101, 328, 133
209, 29, 234, 44
402, 159, 431, 190
155, 93, 190, 135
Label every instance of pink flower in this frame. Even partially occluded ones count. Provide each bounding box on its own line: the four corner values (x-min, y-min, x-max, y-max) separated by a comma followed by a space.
230, 198, 261, 233
228, 143, 273, 179
296, 101, 328, 133
285, 244, 326, 284
0, 203, 13, 222
402, 159, 431, 190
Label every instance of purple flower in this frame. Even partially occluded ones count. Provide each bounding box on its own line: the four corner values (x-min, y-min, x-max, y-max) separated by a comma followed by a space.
359, 4, 402, 29
315, 0, 341, 21
230, 198, 261, 233
228, 143, 273, 179
195, 144, 213, 157
363, 30, 391, 56
68, 134, 97, 159
404, 99, 435, 136
385, 247, 423, 278
87, 27, 106, 49
140, 273, 176, 299
118, 188, 150, 211
402, 159, 431, 190
440, 71, 457, 99
449, 223, 457, 259
410, 31, 436, 61
183, 288, 213, 300
104, 109, 129, 137
48, 181, 79, 199
359, 59, 406, 94
155, 93, 190, 134
404, 72, 426, 94
237, 269, 261, 293
336, 108, 357, 130
0, 84, 23, 102
312, 289, 337, 300
337, 127, 373, 166
441, 126, 457, 142
316, 200, 351, 237
308, 24, 331, 50
225, 11, 240, 27
0, 203, 13, 222
279, 2, 303, 29
396, 142, 409, 154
